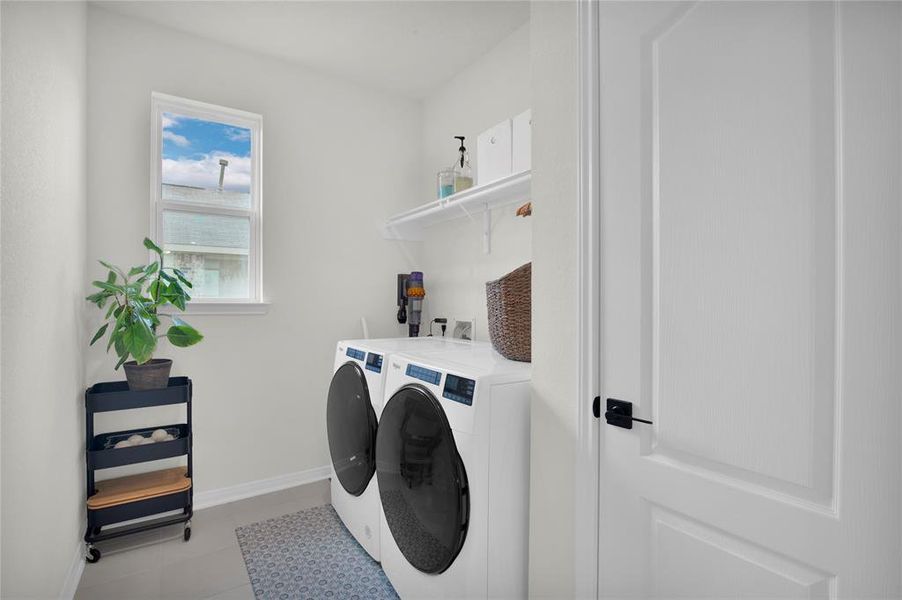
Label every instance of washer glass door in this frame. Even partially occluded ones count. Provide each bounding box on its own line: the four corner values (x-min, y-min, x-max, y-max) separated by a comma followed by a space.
376, 385, 469, 574
327, 362, 377, 496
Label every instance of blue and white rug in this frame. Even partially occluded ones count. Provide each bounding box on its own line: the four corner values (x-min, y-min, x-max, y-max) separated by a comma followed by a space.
235, 504, 398, 600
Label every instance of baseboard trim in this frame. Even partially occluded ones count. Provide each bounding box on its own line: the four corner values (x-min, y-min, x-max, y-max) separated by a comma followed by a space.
60, 538, 86, 600
193, 465, 331, 511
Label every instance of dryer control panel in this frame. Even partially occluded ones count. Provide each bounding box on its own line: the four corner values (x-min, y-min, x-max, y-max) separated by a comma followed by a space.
365, 352, 383, 373
443, 374, 476, 406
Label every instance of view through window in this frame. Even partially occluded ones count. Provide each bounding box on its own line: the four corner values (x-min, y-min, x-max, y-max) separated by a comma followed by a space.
154, 96, 260, 301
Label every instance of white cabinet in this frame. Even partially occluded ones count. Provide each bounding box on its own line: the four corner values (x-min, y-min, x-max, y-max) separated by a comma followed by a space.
476, 119, 512, 185
512, 109, 532, 173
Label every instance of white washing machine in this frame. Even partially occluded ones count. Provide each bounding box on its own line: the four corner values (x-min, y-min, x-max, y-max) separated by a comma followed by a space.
375, 346, 531, 598
326, 337, 481, 561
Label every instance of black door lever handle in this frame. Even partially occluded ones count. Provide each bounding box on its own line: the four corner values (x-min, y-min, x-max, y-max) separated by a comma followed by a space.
602, 398, 652, 429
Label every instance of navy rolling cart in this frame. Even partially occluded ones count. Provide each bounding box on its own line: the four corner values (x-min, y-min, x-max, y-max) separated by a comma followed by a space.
83, 377, 193, 563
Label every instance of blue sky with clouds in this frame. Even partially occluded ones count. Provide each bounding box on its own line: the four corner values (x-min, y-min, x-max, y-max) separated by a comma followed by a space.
162, 112, 252, 193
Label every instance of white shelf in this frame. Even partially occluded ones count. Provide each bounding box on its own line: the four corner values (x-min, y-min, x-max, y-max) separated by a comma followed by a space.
382, 170, 531, 252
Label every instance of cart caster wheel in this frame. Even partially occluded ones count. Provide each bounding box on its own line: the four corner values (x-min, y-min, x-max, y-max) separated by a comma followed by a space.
183, 526, 191, 542
86, 547, 101, 564
91, 526, 102, 536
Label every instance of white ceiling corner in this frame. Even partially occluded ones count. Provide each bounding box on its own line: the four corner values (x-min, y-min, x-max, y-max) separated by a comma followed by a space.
92, 1, 531, 99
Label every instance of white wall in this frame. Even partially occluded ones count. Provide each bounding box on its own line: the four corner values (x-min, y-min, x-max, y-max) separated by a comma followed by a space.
0, 5, 536, 593
1, 2, 88, 597
528, 2, 579, 597
85, 7, 420, 495
417, 25, 532, 340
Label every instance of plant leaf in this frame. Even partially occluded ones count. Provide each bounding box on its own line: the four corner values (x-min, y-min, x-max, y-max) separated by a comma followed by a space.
129, 299, 157, 331
106, 270, 117, 284
89, 323, 109, 346
86, 290, 112, 307
114, 353, 129, 370
162, 281, 188, 310
99, 260, 127, 279
143, 238, 163, 256
148, 280, 161, 302
113, 326, 125, 354
144, 261, 159, 276
166, 280, 184, 296
169, 293, 187, 311
107, 326, 121, 352
166, 324, 203, 347
128, 265, 146, 277
121, 317, 156, 364
172, 269, 193, 289
92, 280, 123, 294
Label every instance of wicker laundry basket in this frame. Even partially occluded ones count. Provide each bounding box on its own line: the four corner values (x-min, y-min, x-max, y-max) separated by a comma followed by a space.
485, 263, 532, 362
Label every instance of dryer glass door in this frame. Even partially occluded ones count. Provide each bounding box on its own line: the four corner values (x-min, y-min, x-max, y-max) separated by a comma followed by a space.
327, 362, 377, 496
376, 385, 469, 574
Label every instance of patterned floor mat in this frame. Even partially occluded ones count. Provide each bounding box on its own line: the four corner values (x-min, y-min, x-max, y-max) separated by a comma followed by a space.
235, 504, 398, 599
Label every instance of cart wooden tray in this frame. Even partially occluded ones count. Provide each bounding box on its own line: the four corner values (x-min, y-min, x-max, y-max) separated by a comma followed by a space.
87, 467, 191, 510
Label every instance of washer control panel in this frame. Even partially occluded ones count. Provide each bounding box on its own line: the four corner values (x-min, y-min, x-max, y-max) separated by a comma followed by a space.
443, 374, 476, 406
346, 347, 366, 361
406, 364, 442, 386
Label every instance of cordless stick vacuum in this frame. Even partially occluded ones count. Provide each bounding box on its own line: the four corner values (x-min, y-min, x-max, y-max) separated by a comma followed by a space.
406, 272, 425, 337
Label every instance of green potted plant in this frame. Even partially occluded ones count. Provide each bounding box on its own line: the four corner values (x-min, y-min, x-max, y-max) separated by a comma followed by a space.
86, 238, 203, 390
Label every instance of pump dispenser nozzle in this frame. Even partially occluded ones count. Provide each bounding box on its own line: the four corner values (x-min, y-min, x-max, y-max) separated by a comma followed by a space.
454, 136, 466, 168
453, 136, 473, 192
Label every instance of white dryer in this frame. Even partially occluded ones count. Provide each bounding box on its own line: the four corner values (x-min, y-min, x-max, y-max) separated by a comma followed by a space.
326, 337, 478, 561
375, 346, 531, 598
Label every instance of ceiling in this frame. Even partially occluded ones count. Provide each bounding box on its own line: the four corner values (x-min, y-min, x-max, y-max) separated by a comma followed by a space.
94, 1, 530, 100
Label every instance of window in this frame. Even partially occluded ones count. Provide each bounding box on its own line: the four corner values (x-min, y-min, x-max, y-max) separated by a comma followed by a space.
151, 93, 263, 308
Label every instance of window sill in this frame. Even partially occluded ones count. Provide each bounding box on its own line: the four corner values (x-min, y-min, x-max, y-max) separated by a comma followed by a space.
179, 301, 271, 315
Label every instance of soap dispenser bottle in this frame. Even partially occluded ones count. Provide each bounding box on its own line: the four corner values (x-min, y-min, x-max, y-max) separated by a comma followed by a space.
453, 136, 473, 193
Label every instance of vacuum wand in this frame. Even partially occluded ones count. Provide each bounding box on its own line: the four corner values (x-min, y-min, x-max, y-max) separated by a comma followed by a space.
406, 271, 425, 337
396, 274, 409, 325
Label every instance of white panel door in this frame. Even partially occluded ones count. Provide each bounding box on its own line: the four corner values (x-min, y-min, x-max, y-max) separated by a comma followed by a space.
597, 2, 901, 598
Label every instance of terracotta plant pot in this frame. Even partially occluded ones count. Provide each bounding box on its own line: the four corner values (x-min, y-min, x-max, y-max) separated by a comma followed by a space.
123, 358, 173, 391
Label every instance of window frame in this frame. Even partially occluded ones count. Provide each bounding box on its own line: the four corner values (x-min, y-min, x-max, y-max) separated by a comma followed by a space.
150, 92, 265, 312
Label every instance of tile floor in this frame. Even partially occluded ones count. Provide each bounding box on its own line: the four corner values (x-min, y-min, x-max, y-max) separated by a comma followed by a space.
75, 479, 331, 599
